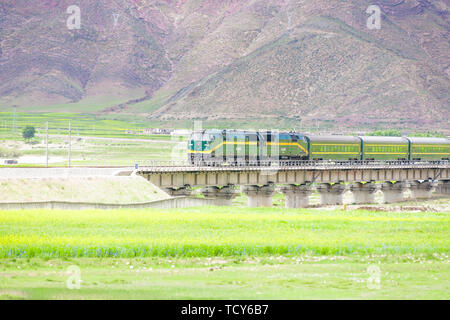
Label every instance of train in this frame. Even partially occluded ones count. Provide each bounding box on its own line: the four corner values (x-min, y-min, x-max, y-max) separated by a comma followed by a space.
188, 129, 450, 165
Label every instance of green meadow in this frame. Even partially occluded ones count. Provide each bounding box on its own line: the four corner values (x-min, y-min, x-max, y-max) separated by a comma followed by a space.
1, 208, 448, 258
1, 255, 448, 300
0, 207, 448, 299
0, 112, 148, 139
0, 112, 188, 166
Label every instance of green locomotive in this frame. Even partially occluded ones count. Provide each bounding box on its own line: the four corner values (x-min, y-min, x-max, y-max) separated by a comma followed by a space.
188, 130, 450, 165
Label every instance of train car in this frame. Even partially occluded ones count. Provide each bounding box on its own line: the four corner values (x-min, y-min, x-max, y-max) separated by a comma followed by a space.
359, 136, 409, 161
217, 129, 260, 163
406, 137, 450, 161
188, 129, 309, 164
188, 130, 449, 165
188, 129, 268, 164
267, 131, 308, 160
188, 129, 218, 164
306, 136, 362, 161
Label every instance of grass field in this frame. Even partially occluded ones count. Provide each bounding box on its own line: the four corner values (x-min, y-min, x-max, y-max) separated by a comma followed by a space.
0, 255, 448, 300
1, 130, 186, 166
0, 207, 448, 299
0, 111, 320, 134
0, 111, 189, 166
1, 208, 448, 258
0, 112, 150, 139
0, 177, 170, 203
0, 112, 192, 167
1, 111, 447, 167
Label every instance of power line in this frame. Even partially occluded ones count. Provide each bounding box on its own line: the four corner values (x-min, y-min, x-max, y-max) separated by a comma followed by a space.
68, 121, 71, 168
12, 106, 16, 133
46, 121, 49, 168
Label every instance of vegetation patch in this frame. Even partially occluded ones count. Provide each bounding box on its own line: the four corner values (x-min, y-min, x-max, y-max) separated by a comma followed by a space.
0, 208, 448, 258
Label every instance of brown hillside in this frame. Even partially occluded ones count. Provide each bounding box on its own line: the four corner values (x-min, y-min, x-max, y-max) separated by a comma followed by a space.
0, 0, 448, 130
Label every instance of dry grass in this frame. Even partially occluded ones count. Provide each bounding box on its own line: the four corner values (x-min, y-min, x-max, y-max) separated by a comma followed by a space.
0, 176, 170, 204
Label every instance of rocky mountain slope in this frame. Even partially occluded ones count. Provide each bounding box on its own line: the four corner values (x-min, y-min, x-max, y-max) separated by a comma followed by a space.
0, 0, 448, 129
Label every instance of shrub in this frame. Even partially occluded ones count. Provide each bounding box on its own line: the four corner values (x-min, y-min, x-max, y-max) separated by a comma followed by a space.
22, 126, 36, 141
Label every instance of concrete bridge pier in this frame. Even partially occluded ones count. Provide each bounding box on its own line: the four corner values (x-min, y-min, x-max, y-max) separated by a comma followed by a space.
242, 184, 276, 207
409, 180, 437, 199
381, 181, 408, 203
165, 186, 192, 197
435, 180, 450, 195
280, 184, 313, 208
200, 185, 238, 206
316, 183, 346, 205
349, 182, 378, 204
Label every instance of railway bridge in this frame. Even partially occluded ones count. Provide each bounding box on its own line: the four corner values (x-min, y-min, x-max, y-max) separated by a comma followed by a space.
137, 160, 450, 208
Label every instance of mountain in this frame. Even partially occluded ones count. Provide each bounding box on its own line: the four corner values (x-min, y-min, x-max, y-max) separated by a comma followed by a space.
0, 0, 449, 131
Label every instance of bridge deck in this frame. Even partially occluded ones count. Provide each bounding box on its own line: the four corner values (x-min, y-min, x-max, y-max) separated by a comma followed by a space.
138, 160, 450, 173
137, 161, 450, 188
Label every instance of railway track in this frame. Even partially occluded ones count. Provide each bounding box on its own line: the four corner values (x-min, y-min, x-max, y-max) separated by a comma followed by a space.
2, 160, 449, 173
138, 160, 450, 172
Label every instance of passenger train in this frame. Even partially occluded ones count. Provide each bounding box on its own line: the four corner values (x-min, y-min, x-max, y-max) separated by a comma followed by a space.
188, 129, 450, 165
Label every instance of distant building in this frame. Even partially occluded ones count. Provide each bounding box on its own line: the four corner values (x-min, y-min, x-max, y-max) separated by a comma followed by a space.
143, 128, 174, 135
171, 129, 191, 136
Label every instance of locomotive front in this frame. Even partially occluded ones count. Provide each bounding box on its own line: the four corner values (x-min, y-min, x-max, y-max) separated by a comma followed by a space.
188, 130, 221, 165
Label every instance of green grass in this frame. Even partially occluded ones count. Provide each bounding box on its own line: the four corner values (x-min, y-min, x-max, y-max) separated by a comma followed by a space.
0, 255, 448, 299
1, 208, 448, 258
0, 177, 170, 204
0, 111, 398, 136
0, 207, 448, 299
0, 112, 161, 139
1, 128, 185, 166
0, 111, 189, 166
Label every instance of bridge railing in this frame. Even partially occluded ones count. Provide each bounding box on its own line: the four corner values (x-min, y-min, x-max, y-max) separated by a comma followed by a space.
137, 159, 450, 169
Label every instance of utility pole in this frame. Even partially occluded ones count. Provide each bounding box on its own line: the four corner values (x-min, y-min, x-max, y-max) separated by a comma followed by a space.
46, 121, 49, 168
68, 122, 71, 168
12, 106, 16, 133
